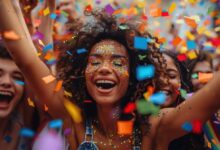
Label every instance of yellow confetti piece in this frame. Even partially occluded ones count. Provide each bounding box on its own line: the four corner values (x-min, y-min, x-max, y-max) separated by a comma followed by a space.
37, 52, 42, 57
143, 92, 150, 100
197, 26, 206, 35
38, 39, 45, 47
169, 2, 176, 14
186, 31, 195, 40
64, 99, 82, 123
187, 51, 197, 60
24, 5, 31, 12
54, 80, 63, 92
43, 7, 50, 16
64, 90, 72, 97
3, 30, 20, 40
42, 75, 56, 84
207, 142, 211, 148
27, 98, 35, 107
176, 19, 184, 24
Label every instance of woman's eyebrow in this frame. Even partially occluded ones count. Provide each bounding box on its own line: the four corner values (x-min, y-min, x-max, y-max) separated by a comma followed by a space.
166, 68, 178, 73
111, 54, 128, 59
89, 53, 102, 57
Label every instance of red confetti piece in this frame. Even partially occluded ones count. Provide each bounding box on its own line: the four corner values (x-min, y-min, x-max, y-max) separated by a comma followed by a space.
123, 102, 136, 113
161, 11, 169, 17
177, 54, 187, 62
192, 120, 202, 134
85, 5, 92, 12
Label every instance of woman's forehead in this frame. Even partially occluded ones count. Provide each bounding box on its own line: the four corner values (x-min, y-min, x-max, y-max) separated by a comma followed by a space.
90, 39, 128, 56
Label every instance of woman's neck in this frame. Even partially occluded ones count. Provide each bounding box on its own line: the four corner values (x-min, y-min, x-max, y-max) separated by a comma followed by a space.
0, 117, 10, 136
96, 104, 121, 136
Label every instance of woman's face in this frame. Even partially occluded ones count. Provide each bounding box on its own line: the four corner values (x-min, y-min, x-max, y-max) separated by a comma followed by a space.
191, 60, 212, 91
160, 54, 181, 107
85, 39, 130, 106
0, 58, 24, 118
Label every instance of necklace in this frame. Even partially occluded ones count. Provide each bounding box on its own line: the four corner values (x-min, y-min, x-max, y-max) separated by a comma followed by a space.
91, 119, 141, 149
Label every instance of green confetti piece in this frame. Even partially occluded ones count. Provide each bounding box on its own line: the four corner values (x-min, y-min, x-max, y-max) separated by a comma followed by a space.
180, 89, 187, 99
136, 99, 160, 115
191, 73, 198, 79
207, 6, 215, 14
119, 24, 129, 30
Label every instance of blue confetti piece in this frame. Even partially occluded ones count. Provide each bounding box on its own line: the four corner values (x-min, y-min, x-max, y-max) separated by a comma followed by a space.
57, 15, 68, 24
50, 13, 57, 19
4, 135, 12, 143
48, 119, 63, 129
43, 44, 53, 52
187, 40, 196, 50
66, 51, 72, 56
20, 128, 35, 138
136, 65, 155, 81
77, 48, 87, 54
134, 36, 148, 50
182, 122, 193, 132
15, 80, 25, 86
150, 92, 167, 105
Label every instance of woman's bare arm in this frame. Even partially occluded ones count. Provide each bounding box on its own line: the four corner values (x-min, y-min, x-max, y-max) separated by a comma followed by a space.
159, 71, 220, 141
0, 0, 68, 119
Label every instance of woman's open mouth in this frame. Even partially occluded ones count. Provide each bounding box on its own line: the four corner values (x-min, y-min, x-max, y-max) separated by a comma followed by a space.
95, 80, 117, 93
0, 91, 14, 108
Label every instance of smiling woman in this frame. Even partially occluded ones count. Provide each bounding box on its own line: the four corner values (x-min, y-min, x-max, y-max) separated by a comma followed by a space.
2, 1, 220, 150
0, 43, 40, 150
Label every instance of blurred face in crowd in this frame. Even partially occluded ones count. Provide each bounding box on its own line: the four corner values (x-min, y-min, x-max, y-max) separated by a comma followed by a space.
213, 58, 220, 72
85, 39, 130, 106
160, 54, 181, 107
191, 60, 212, 91
0, 58, 24, 118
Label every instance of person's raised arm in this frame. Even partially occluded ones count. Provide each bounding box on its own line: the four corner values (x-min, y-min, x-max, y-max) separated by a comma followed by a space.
0, 0, 68, 119
158, 71, 220, 141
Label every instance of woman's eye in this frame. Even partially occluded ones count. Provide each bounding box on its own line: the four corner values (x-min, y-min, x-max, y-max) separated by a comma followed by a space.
91, 61, 101, 66
112, 60, 123, 67
12, 75, 24, 81
168, 74, 177, 79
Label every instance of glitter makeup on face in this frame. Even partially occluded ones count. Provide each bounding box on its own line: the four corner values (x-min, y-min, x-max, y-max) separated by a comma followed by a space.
85, 41, 129, 77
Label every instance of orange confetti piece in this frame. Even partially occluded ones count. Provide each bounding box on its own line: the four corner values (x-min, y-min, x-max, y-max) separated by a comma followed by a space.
184, 16, 197, 28
42, 75, 56, 84
198, 73, 213, 83
3, 30, 20, 40
207, 142, 211, 148
150, 8, 162, 17
54, 80, 63, 92
113, 9, 122, 15
44, 52, 54, 60
117, 121, 133, 135
172, 36, 182, 46
215, 18, 220, 26
64, 99, 82, 123
27, 98, 35, 107
44, 104, 48, 111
